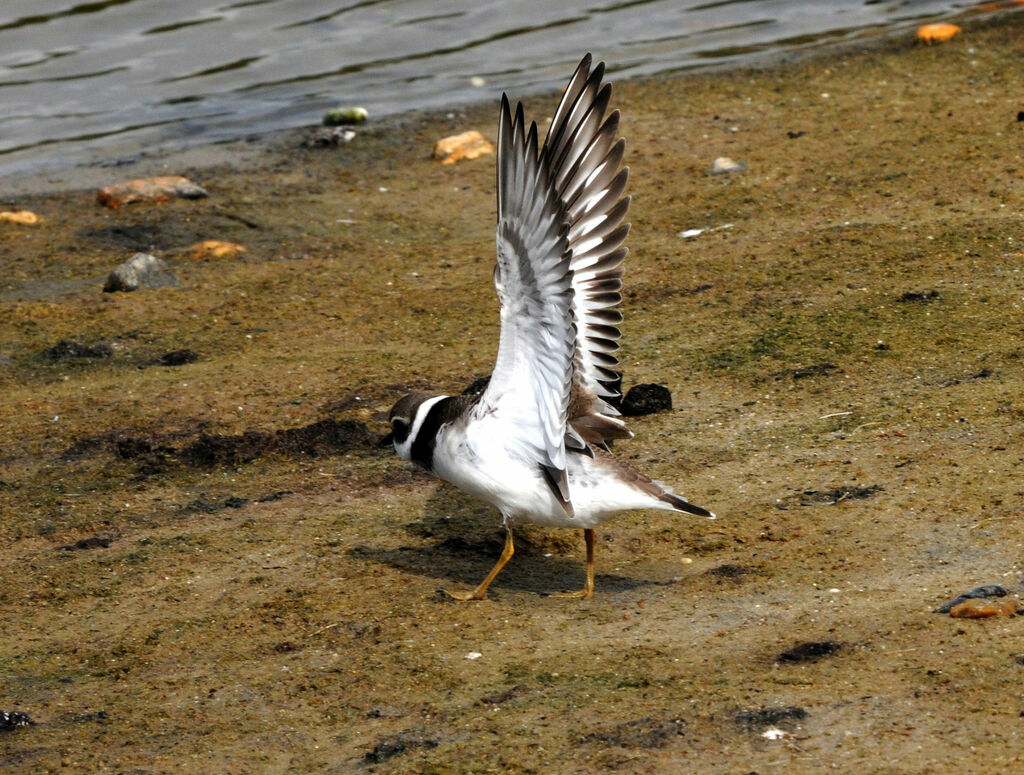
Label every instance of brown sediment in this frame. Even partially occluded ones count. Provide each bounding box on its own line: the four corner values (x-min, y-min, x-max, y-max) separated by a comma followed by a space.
3, 13, 1024, 773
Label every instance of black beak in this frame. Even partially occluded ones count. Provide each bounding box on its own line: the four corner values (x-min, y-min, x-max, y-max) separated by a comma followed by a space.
378, 431, 394, 448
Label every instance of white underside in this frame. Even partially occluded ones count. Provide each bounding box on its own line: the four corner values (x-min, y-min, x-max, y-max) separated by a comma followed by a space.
431, 416, 677, 529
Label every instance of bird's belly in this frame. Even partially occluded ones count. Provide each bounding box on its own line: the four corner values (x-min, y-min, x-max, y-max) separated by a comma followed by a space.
433, 433, 656, 528
434, 444, 573, 526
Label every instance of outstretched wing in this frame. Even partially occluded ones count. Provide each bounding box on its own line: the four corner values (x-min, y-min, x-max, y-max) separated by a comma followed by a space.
474, 96, 577, 512
543, 54, 633, 448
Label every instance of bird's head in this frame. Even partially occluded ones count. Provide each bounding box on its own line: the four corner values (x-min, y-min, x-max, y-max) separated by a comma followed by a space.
384, 392, 445, 462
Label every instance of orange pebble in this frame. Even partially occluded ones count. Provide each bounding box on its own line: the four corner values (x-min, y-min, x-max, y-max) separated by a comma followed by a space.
189, 240, 247, 260
0, 210, 41, 225
97, 176, 208, 207
916, 23, 962, 43
433, 130, 495, 165
949, 598, 1018, 618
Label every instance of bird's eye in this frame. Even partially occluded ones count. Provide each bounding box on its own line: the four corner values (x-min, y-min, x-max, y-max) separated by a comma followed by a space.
390, 417, 410, 444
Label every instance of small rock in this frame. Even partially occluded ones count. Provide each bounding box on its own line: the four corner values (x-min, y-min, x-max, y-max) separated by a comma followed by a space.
157, 349, 199, 367
620, 384, 672, 416
935, 584, 1008, 614
303, 127, 356, 147
103, 253, 179, 293
189, 240, 246, 260
0, 710, 33, 730
711, 157, 746, 175
323, 107, 367, 126
898, 289, 940, 303
916, 23, 961, 43
0, 210, 42, 225
97, 176, 208, 208
434, 130, 495, 165
949, 599, 1018, 618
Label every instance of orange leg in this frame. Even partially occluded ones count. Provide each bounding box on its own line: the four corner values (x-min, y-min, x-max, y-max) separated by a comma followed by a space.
552, 528, 595, 599
446, 527, 514, 601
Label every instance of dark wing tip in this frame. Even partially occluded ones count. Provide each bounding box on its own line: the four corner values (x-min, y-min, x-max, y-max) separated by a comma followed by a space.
541, 464, 574, 517
660, 492, 716, 519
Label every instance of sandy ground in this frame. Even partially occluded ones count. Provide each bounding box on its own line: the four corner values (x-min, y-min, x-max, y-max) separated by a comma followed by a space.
3, 13, 1024, 774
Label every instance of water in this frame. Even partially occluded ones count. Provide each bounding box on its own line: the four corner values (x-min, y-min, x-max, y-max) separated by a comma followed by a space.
0, 0, 1016, 182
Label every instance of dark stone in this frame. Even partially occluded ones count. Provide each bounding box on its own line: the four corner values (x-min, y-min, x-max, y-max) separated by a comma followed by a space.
41, 340, 112, 361
897, 289, 940, 303
0, 710, 33, 730
60, 535, 114, 551
620, 383, 672, 416
158, 349, 198, 366
934, 585, 1007, 614
777, 641, 842, 664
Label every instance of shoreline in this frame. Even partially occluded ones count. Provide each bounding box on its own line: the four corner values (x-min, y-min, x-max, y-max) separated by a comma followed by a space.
3, 6, 1020, 199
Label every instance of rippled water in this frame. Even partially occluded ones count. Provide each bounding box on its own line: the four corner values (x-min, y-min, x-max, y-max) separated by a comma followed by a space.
0, 0, 1015, 180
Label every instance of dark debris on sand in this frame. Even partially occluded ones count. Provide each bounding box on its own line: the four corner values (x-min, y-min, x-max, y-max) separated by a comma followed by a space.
578, 716, 687, 749
363, 730, 439, 764
777, 641, 843, 664
734, 705, 808, 729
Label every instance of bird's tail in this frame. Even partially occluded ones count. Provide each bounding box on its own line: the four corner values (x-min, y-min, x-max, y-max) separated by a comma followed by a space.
658, 491, 716, 519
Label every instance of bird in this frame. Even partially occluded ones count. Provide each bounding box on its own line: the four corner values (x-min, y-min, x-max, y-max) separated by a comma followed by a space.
385, 54, 714, 601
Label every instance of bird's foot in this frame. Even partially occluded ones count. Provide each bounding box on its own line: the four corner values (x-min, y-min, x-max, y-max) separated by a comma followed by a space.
550, 588, 593, 600
442, 588, 487, 602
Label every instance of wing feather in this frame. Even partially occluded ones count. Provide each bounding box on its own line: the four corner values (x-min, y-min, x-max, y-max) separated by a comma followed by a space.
477, 95, 577, 511
541, 56, 633, 441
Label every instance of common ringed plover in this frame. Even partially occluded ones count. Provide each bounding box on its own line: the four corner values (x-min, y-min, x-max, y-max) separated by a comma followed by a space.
387, 54, 714, 600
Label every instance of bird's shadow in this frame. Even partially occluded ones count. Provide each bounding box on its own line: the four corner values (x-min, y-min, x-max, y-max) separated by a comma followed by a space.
349, 481, 664, 597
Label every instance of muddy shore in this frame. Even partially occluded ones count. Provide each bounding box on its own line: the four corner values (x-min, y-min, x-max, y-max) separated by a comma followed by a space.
3, 14, 1024, 774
